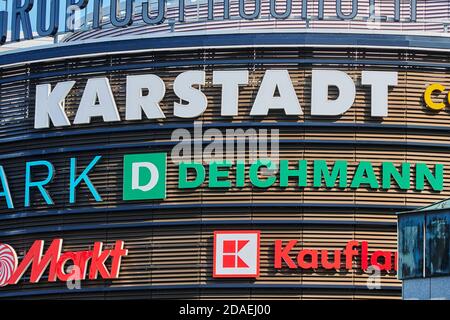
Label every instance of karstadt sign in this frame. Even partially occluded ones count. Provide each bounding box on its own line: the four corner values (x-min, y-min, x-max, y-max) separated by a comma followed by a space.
34, 69, 398, 129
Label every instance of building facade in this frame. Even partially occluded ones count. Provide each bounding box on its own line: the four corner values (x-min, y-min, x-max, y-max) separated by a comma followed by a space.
1, 0, 450, 299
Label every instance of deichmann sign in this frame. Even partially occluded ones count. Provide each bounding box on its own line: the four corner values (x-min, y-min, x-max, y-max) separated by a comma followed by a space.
0, 240, 128, 287
213, 231, 397, 278
0, 154, 443, 208
123, 153, 167, 200
0, 0, 418, 45
177, 159, 442, 192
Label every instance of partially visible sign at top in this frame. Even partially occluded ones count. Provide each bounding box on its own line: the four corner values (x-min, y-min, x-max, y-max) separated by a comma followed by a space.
0, 0, 420, 45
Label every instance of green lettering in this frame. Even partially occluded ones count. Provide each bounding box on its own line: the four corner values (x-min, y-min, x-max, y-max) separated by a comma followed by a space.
178, 162, 205, 189
313, 160, 348, 188
350, 161, 379, 189
415, 163, 443, 191
249, 160, 277, 188
280, 160, 307, 187
382, 162, 410, 190
209, 161, 232, 188
236, 161, 246, 188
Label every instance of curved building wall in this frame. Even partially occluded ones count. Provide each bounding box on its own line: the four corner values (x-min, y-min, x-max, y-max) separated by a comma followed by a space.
64, 0, 450, 42
0, 32, 450, 299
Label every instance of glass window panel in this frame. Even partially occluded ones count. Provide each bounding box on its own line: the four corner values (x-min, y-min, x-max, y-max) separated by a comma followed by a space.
426, 212, 450, 277
398, 214, 424, 280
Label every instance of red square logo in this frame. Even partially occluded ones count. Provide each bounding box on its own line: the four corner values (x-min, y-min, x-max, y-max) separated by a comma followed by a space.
222, 255, 236, 268
223, 240, 236, 254
213, 231, 260, 278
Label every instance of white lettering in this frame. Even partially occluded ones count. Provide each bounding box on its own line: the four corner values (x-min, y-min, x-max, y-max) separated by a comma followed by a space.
311, 70, 356, 116
125, 74, 166, 120
131, 162, 159, 192
362, 71, 398, 117
213, 70, 248, 116
35, 81, 75, 129
250, 70, 303, 116
173, 71, 207, 118
73, 78, 120, 124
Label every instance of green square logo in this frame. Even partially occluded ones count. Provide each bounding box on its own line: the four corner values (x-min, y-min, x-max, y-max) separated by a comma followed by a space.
123, 153, 167, 200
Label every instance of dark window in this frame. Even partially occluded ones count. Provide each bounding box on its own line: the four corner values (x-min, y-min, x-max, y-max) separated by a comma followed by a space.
426, 212, 450, 277
398, 214, 424, 280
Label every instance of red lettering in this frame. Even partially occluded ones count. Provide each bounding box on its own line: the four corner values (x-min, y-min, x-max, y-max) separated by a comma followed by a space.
89, 242, 112, 279
271, 239, 398, 273
77, 250, 92, 279
8, 239, 62, 284
297, 249, 318, 269
56, 252, 78, 281
274, 240, 297, 269
344, 240, 359, 269
56, 250, 92, 281
7, 239, 127, 285
110, 240, 128, 278
321, 250, 341, 269
370, 250, 392, 271
361, 241, 369, 271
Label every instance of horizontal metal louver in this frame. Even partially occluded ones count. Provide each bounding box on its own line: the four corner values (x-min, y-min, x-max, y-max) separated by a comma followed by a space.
1, 41, 450, 299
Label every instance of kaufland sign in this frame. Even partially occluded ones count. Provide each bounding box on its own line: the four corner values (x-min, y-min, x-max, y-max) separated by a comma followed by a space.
213, 231, 397, 278
0, 240, 128, 287
0, 231, 396, 287
213, 231, 261, 278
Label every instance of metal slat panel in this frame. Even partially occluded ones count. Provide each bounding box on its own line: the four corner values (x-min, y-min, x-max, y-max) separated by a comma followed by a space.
63, 0, 450, 41
0, 225, 399, 298
2, 44, 450, 299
